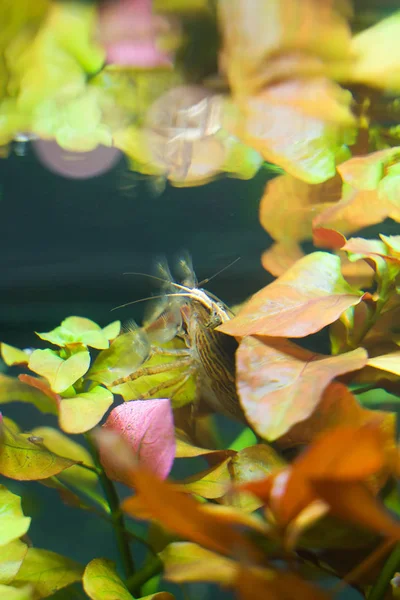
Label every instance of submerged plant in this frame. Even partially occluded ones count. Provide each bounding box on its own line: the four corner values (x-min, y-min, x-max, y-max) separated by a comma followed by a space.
2, 1, 400, 599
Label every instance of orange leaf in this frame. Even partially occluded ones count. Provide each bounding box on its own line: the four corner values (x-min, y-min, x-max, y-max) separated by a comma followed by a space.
311, 480, 400, 539
235, 565, 329, 600
235, 337, 368, 441
259, 173, 341, 244
218, 0, 352, 94
313, 227, 347, 249
18, 374, 61, 406
276, 382, 396, 449
218, 252, 364, 338
239, 424, 400, 541
235, 84, 352, 183
261, 242, 305, 278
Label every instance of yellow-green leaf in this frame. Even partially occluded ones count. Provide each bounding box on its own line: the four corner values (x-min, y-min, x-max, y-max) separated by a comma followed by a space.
28, 349, 90, 393
0, 375, 57, 415
36, 317, 114, 350
0, 344, 29, 366
160, 542, 237, 584
0, 539, 28, 584
12, 548, 83, 599
0, 424, 76, 481
0, 486, 31, 546
0, 584, 33, 600
58, 386, 113, 434
367, 352, 400, 376
101, 321, 121, 341
83, 558, 134, 600
28, 426, 106, 510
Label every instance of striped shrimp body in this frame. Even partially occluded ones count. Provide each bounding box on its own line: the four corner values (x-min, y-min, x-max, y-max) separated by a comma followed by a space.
111, 259, 246, 422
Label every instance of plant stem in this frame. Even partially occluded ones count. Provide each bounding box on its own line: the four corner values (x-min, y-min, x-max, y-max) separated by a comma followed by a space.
125, 556, 163, 595
85, 434, 136, 582
367, 543, 400, 600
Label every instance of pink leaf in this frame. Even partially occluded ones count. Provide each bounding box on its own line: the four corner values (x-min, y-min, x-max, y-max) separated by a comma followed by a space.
101, 399, 175, 482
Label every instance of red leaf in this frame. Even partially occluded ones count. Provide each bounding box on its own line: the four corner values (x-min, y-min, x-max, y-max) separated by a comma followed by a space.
100, 399, 175, 482
313, 227, 346, 249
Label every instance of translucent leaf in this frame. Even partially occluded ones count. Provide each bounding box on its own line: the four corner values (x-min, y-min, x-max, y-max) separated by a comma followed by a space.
36, 317, 117, 350
100, 399, 175, 483
218, 252, 364, 338
83, 558, 134, 600
0, 485, 31, 546
28, 349, 91, 393
0, 375, 57, 415
0, 344, 29, 366
0, 421, 76, 480
88, 329, 151, 387
58, 386, 113, 434
0, 539, 28, 585
12, 548, 83, 598
235, 337, 367, 441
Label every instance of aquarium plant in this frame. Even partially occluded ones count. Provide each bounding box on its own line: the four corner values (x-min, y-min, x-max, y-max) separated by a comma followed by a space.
1, 1, 400, 599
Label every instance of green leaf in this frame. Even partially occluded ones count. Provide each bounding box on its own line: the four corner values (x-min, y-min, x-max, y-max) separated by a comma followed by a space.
36, 317, 118, 350
28, 349, 91, 394
357, 388, 400, 406
83, 558, 134, 600
0, 375, 57, 415
58, 386, 113, 434
0, 424, 76, 481
0, 485, 31, 546
87, 329, 150, 386
0, 539, 28, 584
101, 321, 121, 342
28, 427, 107, 511
12, 548, 83, 599
0, 344, 29, 366
0, 584, 33, 600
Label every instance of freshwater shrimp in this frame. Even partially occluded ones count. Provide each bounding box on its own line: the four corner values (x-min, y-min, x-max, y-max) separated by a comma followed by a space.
112, 255, 246, 422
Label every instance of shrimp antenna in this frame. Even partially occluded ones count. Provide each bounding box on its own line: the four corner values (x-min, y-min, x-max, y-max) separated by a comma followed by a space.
198, 256, 241, 287
111, 291, 197, 312
122, 272, 191, 293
